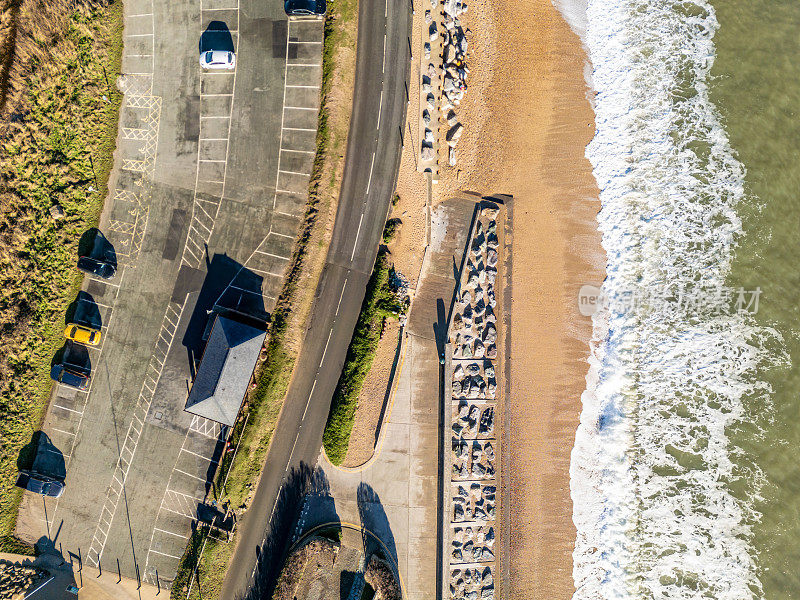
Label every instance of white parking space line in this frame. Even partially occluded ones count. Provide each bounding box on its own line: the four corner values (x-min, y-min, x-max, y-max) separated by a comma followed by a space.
289, 40, 322, 44
287, 63, 321, 67
201, 5, 239, 9
280, 148, 315, 154
199, 137, 229, 141
174, 468, 207, 482
283, 127, 316, 131
285, 105, 317, 110
279, 169, 311, 176
154, 527, 189, 539
255, 249, 291, 260
286, 84, 319, 89
52, 428, 76, 436
180, 447, 219, 463
201, 93, 233, 97
149, 549, 182, 560
200, 115, 229, 119
53, 404, 83, 415
199, 158, 226, 163
126, 12, 153, 17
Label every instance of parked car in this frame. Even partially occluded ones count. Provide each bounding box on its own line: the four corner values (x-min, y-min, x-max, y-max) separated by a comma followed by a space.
15, 471, 65, 498
64, 323, 102, 346
200, 50, 236, 70
50, 364, 90, 390
77, 255, 116, 279
284, 0, 326, 16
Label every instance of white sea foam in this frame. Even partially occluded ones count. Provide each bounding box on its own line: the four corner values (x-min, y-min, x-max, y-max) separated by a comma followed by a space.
564, 0, 788, 598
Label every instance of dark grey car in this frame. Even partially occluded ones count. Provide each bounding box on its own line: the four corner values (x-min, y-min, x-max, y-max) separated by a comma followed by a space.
16, 471, 65, 498
284, 0, 326, 16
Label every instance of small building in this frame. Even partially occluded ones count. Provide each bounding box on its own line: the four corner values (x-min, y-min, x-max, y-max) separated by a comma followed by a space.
184, 315, 267, 427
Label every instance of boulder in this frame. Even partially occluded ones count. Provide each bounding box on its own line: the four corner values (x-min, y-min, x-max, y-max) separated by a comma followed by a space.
446, 122, 464, 144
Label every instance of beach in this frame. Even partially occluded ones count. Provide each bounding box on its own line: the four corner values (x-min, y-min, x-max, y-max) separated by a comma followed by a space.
441, 0, 604, 596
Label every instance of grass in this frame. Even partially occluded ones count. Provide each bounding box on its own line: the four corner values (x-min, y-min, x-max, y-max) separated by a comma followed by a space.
322, 247, 406, 465
0, 0, 123, 552
170, 0, 359, 596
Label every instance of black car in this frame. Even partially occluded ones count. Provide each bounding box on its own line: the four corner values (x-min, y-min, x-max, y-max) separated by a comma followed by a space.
16, 471, 65, 498
77, 255, 116, 279
51, 364, 91, 390
284, 0, 326, 16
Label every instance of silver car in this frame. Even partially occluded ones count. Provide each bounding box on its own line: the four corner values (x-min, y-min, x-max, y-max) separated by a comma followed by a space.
200, 50, 236, 70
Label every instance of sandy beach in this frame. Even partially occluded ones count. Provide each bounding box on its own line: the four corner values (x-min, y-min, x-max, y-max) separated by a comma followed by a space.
343, 0, 604, 593
438, 0, 605, 596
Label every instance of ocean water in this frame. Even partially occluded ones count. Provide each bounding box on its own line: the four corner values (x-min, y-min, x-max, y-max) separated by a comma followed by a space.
565, 0, 800, 598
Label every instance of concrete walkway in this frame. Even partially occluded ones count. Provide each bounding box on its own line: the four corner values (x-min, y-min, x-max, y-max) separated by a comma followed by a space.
318, 197, 476, 600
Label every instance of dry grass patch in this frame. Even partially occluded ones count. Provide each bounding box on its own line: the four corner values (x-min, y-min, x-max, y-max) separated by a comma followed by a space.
0, 0, 123, 550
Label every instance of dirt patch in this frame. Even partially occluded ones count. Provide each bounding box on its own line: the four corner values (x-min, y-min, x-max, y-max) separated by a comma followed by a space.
340, 319, 402, 467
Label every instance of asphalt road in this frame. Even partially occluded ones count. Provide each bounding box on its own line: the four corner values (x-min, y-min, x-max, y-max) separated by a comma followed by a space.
219, 1, 411, 597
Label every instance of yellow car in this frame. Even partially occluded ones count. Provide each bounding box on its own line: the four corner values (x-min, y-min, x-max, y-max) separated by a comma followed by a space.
64, 323, 101, 346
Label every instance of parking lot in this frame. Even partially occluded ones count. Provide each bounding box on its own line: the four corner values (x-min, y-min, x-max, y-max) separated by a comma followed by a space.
15, 0, 323, 588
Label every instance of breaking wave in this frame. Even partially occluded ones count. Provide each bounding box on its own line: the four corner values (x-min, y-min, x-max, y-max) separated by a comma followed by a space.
568, 0, 787, 599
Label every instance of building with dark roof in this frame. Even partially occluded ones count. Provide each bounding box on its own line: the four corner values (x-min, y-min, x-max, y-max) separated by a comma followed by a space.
184, 316, 266, 427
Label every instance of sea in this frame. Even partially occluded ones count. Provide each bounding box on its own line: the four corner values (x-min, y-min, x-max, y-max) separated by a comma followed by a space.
557, 0, 800, 598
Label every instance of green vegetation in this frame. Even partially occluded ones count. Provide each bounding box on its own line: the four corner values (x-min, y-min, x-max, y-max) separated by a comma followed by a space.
171, 0, 359, 596
382, 218, 401, 244
0, 0, 123, 551
322, 248, 407, 465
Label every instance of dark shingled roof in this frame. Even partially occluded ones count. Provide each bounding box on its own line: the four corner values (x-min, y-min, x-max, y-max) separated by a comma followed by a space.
185, 316, 266, 426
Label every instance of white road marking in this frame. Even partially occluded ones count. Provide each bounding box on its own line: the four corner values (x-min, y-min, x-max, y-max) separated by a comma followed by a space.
283, 126, 317, 131
154, 527, 189, 539
149, 549, 181, 560
302, 379, 317, 420
255, 249, 291, 260
180, 448, 218, 463
377, 89, 383, 129
284, 105, 317, 111
319, 328, 333, 368
365, 152, 376, 195
279, 169, 311, 176
53, 404, 83, 415
335, 279, 348, 316
286, 84, 319, 89
280, 148, 315, 154
382, 33, 387, 72
351, 213, 364, 262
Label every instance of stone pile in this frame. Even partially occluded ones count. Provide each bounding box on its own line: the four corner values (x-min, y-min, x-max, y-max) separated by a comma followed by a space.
445, 206, 501, 600
0, 561, 48, 600
440, 0, 469, 167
